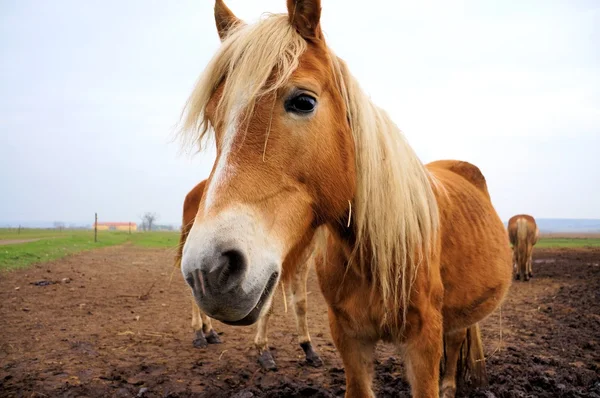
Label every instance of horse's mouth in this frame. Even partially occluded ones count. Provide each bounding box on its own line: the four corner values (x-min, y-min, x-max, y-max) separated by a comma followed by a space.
221, 272, 279, 326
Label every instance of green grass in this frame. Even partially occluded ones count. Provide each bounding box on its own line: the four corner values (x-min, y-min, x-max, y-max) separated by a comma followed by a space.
2, 228, 597, 271
537, 237, 600, 248
0, 228, 67, 240
130, 231, 180, 248
0, 229, 179, 271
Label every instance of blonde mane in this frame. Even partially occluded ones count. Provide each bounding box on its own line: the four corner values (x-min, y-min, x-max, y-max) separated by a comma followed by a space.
179, 14, 306, 149
179, 13, 439, 328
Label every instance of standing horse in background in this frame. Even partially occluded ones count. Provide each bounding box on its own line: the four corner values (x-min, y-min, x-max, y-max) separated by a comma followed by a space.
508, 214, 539, 281
178, 1, 512, 397
174, 180, 323, 370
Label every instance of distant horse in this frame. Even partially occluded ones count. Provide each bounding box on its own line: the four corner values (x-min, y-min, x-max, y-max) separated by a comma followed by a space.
178, 1, 512, 397
174, 180, 323, 370
508, 214, 539, 281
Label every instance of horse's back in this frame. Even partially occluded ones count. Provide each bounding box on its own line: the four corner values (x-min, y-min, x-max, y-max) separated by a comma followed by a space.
183, 180, 207, 225
508, 214, 538, 246
427, 160, 490, 199
427, 160, 512, 332
175, 180, 208, 267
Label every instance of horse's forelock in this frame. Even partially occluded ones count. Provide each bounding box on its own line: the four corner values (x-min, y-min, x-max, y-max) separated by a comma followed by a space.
178, 14, 307, 152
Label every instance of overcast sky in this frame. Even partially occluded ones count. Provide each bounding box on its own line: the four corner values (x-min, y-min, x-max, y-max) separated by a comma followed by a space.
1, 0, 598, 226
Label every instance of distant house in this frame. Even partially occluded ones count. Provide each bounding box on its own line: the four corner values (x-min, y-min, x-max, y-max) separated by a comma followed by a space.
94, 222, 137, 232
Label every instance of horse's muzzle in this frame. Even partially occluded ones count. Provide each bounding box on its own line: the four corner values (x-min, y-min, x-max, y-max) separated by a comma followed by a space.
181, 209, 282, 324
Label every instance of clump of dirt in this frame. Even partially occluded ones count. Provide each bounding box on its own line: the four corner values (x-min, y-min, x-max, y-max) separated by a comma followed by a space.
1, 246, 599, 397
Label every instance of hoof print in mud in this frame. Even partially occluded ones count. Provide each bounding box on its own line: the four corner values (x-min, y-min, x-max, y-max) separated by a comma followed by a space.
206, 330, 222, 344
193, 331, 208, 348
258, 351, 277, 371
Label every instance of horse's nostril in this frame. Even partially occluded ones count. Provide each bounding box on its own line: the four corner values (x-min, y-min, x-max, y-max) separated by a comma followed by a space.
186, 269, 206, 295
211, 249, 247, 291
188, 248, 247, 295
185, 274, 195, 289
222, 249, 245, 274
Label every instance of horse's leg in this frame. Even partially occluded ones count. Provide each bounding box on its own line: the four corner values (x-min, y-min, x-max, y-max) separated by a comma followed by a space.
292, 262, 323, 367
519, 248, 526, 282
440, 328, 467, 398
191, 297, 208, 348
404, 310, 443, 398
523, 245, 530, 281
200, 312, 221, 344
329, 309, 377, 398
254, 296, 277, 371
512, 247, 519, 280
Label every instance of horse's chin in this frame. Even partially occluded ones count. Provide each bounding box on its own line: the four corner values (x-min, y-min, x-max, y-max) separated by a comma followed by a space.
220, 306, 262, 326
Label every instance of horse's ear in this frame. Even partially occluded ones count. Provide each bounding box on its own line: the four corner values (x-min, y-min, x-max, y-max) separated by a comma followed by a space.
214, 0, 242, 41
286, 0, 322, 41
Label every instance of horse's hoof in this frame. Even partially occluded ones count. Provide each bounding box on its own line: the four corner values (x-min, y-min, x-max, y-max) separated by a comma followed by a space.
258, 351, 277, 371
300, 342, 323, 367
515, 274, 520, 281
529, 272, 533, 278
306, 353, 323, 367
440, 384, 456, 398
193, 331, 208, 348
205, 329, 222, 344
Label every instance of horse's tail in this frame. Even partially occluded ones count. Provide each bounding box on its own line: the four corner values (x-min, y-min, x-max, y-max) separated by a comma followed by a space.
515, 218, 528, 269
457, 323, 488, 387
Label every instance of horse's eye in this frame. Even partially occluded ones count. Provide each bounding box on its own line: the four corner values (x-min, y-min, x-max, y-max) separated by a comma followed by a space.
285, 94, 317, 114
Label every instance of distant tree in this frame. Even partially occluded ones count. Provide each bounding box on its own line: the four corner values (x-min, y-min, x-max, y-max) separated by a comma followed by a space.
141, 212, 158, 231
139, 216, 147, 232
53, 221, 65, 231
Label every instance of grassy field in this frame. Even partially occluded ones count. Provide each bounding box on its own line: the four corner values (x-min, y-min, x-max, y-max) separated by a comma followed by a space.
1, 229, 598, 271
536, 237, 600, 248
0, 228, 71, 240
0, 229, 179, 270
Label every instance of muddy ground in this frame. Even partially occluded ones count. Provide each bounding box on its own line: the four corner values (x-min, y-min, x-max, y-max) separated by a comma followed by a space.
1, 245, 599, 397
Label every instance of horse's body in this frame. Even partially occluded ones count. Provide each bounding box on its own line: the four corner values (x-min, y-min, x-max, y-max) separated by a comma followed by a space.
317, 160, 512, 396
174, 180, 323, 369
178, 2, 512, 396
507, 214, 539, 281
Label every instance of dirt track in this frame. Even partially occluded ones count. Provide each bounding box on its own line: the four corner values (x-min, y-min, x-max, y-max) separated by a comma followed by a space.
0, 239, 42, 246
1, 245, 599, 397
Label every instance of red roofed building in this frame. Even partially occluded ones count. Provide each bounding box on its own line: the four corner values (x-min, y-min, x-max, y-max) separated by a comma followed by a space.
94, 222, 137, 231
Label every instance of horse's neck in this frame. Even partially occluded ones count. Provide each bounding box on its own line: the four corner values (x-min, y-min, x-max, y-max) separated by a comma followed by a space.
325, 215, 356, 258
325, 215, 381, 281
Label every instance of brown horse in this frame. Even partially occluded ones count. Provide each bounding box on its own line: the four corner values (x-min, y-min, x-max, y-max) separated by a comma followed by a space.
508, 214, 539, 282
178, 1, 512, 397
174, 180, 323, 369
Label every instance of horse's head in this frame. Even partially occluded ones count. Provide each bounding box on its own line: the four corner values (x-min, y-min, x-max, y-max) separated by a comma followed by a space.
180, 0, 355, 325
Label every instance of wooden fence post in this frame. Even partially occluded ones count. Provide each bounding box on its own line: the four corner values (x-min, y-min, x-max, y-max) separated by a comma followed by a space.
94, 213, 98, 243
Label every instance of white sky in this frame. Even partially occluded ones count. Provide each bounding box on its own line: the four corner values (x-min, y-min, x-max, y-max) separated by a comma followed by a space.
1, 0, 599, 225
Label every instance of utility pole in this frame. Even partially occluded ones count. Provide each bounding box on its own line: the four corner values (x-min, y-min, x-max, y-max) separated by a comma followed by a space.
94, 213, 98, 243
